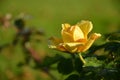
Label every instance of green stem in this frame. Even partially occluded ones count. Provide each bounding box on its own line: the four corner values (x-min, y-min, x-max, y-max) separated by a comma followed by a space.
78, 53, 86, 64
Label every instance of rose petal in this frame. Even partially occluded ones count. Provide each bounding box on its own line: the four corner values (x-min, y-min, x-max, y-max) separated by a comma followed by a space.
64, 43, 83, 53
62, 23, 71, 31
61, 31, 74, 42
71, 26, 84, 41
48, 37, 66, 51
77, 33, 101, 52
77, 20, 93, 39
49, 37, 63, 45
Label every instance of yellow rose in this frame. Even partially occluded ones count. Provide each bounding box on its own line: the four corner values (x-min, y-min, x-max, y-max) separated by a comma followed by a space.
49, 20, 101, 53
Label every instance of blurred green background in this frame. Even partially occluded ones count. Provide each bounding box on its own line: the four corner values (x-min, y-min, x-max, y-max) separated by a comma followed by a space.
0, 0, 120, 35
0, 0, 120, 80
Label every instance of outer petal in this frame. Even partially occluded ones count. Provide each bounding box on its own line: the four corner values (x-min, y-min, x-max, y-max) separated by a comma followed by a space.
49, 37, 63, 45
48, 37, 66, 51
64, 43, 83, 53
61, 23, 73, 42
62, 23, 71, 31
77, 33, 101, 52
77, 20, 93, 39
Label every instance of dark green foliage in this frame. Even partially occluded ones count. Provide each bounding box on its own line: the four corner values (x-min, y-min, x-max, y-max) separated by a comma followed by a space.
65, 74, 80, 80
56, 31, 120, 80
40, 31, 120, 80
104, 31, 120, 41
74, 58, 83, 73
78, 67, 119, 80
57, 58, 74, 74
41, 54, 63, 67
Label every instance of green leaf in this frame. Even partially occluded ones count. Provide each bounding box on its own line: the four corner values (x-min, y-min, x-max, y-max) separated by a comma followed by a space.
84, 57, 103, 67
